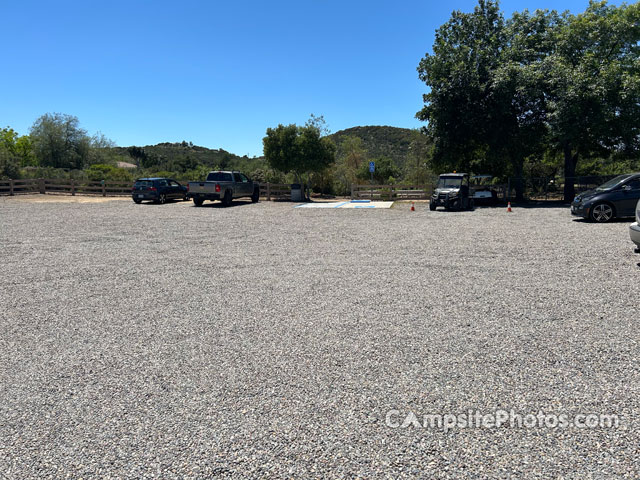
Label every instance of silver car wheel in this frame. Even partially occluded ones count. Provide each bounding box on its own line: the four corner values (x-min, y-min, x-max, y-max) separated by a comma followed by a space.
592, 203, 613, 222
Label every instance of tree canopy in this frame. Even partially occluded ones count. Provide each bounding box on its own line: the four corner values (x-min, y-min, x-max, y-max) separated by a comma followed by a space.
30, 113, 91, 170
263, 117, 336, 183
417, 0, 640, 201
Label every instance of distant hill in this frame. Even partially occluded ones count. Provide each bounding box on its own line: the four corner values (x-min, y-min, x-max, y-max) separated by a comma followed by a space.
328, 126, 428, 168
110, 141, 257, 170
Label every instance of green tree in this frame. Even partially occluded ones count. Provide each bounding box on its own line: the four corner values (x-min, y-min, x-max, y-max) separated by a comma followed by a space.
0, 127, 30, 177
263, 117, 336, 185
545, 1, 640, 201
333, 135, 368, 194
30, 113, 90, 169
87, 132, 117, 165
417, 1, 557, 199
357, 156, 399, 184
417, 0, 505, 175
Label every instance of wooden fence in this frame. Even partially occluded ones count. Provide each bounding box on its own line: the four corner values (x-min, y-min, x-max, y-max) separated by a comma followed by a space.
351, 184, 433, 200
0, 178, 133, 196
0, 178, 293, 200
259, 183, 292, 201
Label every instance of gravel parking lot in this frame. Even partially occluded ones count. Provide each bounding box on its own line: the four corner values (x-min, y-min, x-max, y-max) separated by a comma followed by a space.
1, 196, 639, 478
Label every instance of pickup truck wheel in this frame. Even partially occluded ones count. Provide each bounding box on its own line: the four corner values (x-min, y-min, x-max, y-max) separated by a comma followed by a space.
193, 198, 204, 207
222, 190, 232, 207
251, 187, 259, 203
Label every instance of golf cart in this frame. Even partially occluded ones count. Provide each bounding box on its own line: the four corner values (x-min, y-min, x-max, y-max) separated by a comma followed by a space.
470, 175, 499, 205
430, 173, 474, 211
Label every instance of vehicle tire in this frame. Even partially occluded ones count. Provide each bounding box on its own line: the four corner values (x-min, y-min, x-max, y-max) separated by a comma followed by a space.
429, 202, 436, 211
251, 187, 259, 203
450, 199, 460, 211
183, 194, 188, 201
158, 193, 166, 204
193, 198, 204, 207
590, 202, 615, 223
133, 199, 142, 204
469, 199, 475, 210
222, 190, 232, 207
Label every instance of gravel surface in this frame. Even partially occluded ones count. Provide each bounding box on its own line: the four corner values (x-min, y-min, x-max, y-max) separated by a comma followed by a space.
1, 196, 639, 479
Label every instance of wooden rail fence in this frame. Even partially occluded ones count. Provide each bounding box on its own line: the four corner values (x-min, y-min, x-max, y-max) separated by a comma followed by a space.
351, 184, 434, 200
0, 178, 294, 200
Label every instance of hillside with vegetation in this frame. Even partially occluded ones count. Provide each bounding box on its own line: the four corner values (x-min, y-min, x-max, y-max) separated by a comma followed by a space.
329, 126, 421, 168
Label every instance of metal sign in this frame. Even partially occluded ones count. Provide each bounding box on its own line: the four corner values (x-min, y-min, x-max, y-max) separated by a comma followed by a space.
369, 161, 375, 173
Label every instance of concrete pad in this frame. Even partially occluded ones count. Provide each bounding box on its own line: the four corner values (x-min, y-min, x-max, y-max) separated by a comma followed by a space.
294, 200, 394, 209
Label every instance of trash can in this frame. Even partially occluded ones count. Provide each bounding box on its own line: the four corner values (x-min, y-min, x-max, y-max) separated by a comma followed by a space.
291, 183, 303, 202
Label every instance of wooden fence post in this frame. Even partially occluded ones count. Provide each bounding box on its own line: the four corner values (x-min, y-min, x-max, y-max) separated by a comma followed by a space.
350, 184, 354, 199
39, 178, 45, 194
71, 179, 75, 196
267, 183, 271, 201
101, 180, 106, 197
9, 179, 14, 196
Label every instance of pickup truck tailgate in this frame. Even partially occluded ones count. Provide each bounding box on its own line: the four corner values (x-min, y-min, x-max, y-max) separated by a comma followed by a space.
188, 182, 218, 194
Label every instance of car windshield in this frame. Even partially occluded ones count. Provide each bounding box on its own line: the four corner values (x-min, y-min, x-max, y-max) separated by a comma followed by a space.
437, 177, 463, 189
206, 172, 233, 182
595, 175, 631, 191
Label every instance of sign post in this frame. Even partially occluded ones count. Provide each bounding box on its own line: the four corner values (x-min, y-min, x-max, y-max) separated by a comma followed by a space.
369, 161, 375, 199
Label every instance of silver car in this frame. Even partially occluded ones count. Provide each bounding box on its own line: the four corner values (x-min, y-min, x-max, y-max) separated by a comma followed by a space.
630, 199, 640, 253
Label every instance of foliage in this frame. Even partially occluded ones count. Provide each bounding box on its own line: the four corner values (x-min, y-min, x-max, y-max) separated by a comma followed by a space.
263, 118, 336, 183
544, 0, 640, 199
30, 113, 91, 169
86, 164, 134, 181
417, 0, 640, 200
356, 156, 400, 184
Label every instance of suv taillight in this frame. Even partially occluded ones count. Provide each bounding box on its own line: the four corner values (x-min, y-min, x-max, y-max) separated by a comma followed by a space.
150, 187, 157, 191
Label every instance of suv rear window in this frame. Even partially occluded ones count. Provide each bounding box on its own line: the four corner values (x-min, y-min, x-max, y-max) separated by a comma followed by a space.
206, 172, 233, 182
135, 180, 154, 187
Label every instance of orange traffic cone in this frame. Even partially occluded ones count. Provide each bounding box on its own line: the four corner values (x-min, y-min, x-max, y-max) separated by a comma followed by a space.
411, 202, 415, 211
507, 202, 512, 213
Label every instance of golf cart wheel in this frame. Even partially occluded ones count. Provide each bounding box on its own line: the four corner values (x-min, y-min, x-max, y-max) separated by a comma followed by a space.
590, 202, 614, 223
429, 202, 436, 211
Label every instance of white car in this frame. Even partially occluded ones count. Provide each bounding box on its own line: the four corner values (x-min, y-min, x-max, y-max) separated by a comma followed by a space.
630, 199, 640, 253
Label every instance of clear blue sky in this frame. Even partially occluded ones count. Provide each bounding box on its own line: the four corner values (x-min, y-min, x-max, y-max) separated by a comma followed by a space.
2, 0, 596, 157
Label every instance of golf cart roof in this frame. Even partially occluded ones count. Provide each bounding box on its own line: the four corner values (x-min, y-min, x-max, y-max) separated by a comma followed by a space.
472, 174, 493, 179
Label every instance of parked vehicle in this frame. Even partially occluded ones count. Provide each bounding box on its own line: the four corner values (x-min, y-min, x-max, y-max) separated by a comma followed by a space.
186, 171, 260, 207
430, 173, 474, 211
629, 199, 640, 253
570, 173, 640, 222
132, 178, 187, 204
470, 175, 499, 205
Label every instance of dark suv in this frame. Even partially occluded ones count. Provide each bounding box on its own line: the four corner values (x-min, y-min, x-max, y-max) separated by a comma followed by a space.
132, 178, 187, 204
571, 173, 640, 222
